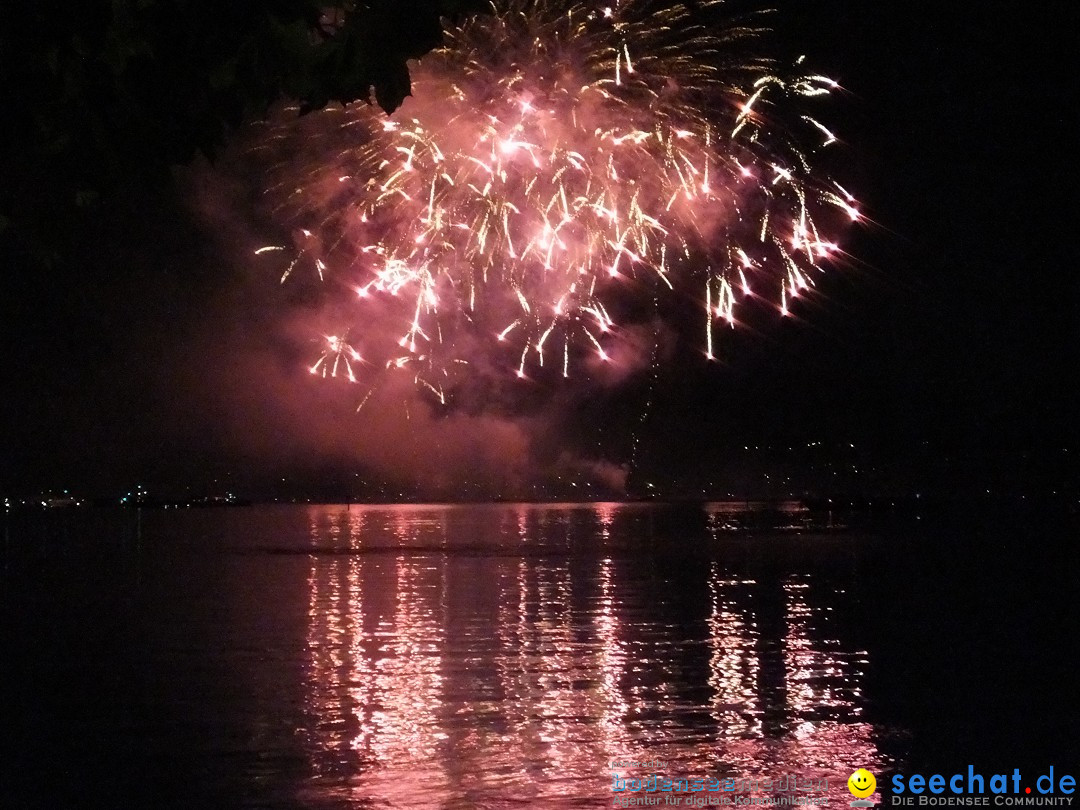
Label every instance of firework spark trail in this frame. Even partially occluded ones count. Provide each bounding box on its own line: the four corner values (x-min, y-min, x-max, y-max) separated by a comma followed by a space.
257, 0, 858, 398
310, 334, 363, 382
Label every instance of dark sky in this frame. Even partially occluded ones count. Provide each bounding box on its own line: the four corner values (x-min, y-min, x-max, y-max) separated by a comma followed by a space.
1, 1, 1076, 499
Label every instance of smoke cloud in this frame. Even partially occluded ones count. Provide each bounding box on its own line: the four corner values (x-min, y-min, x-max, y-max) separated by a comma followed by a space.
176, 143, 640, 500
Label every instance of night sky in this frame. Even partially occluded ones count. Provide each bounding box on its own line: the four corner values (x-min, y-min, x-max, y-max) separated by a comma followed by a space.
1, 1, 1076, 500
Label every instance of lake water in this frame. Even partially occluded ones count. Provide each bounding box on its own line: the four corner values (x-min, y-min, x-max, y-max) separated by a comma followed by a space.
3, 502, 1076, 807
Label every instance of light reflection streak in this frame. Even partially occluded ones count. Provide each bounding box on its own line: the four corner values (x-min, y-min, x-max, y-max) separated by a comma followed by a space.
707, 565, 762, 738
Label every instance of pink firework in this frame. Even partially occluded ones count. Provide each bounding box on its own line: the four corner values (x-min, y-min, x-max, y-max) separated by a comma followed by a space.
258, 0, 858, 401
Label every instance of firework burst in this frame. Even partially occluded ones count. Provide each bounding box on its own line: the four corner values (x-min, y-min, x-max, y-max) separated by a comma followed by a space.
310, 333, 363, 382
258, 0, 858, 400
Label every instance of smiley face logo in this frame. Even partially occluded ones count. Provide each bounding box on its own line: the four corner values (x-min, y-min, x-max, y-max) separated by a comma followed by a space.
848, 769, 877, 798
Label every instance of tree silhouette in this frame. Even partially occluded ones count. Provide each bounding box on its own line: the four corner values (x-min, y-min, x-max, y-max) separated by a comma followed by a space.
0, 0, 488, 262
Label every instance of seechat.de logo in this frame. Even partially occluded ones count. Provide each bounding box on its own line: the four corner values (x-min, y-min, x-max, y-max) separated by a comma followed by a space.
890, 765, 1077, 803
